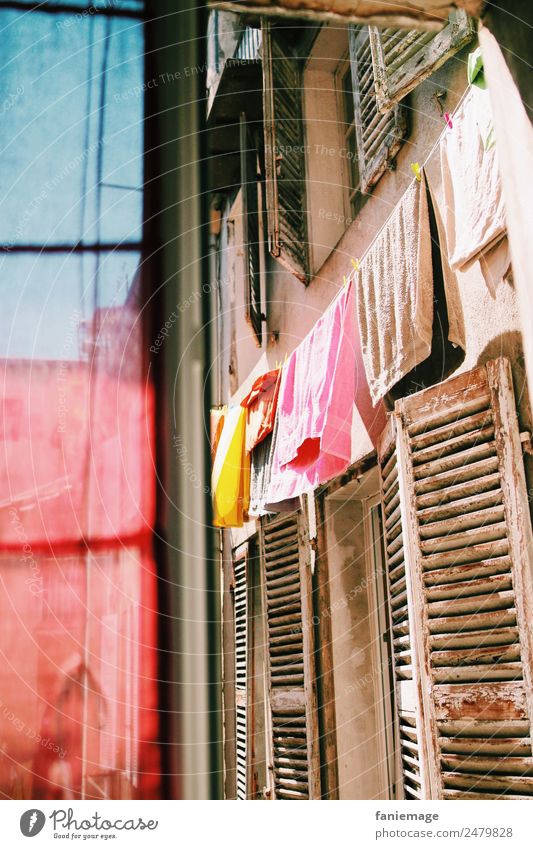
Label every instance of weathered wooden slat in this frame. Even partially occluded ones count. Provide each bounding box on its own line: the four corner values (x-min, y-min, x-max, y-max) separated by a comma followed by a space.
443, 771, 533, 793
439, 737, 532, 756
425, 571, 513, 602
266, 590, 301, 608
428, 607, 518, 635
419, 504, 505, 541
388, 561, 406, 588
432, 661, 523, 684
430, 625, 519, 651
381, 443, 397, 482
433, 682, 528, 722
423, 556, 512, 587
432, 643, 521, 668
382, 461, 399, 497
276, 787, 308, 799
420, 521, 507, 555
417, 488, 503, 525
427, 588, 515, 618
402, 768, 422, 787
264, 553, 300, 572
422, 538, 509, 571
410, 409, 494, 453
388, 543, 405, 570
385, 499, 402, 532
437, 719, 531, 738
404, 372, 489, 434
413, 428, 496, 481
412, 425, 495, 469
416, 472, 501, 511
271, 672, 305, 686
414, 455, 500, 496
389, 573, 407, 597
443, 788, 532, 799
387, 529, 404, 557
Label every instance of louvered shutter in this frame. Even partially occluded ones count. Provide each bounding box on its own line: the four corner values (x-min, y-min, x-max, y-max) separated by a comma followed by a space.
240, 113, 263, 347
234, 549, 249, 799
349, 26, 408, 194
378, 357, 533, 799
378, 413, 432, 799
260, 511, 320, 799
369, 11, 474, 113
262, 21, 309, 284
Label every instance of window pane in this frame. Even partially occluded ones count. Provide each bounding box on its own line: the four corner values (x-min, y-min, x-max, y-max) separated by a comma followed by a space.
0, 251, 154, 543
0, 10, 143, 246
0, 545, 159, 800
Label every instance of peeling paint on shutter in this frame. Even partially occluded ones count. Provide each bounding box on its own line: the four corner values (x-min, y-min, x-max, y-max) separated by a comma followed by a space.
380, 358, 533, 799
260, 510, 320, 798
240, 113, 263, 347
349, 26, 408, 194
234, 550, 248, 799
262, 21, 309, 283
369, 11, 475, 113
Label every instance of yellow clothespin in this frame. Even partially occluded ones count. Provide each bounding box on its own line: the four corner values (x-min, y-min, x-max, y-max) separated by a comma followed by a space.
343, 274, 348, 288
275, 359, 280, 370
351, 257, 360, 272
284, 352, 288, 365
411, 162, 421, 182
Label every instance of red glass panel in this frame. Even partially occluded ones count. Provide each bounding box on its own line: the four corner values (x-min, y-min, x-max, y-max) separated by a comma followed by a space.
0, 545, 159, 800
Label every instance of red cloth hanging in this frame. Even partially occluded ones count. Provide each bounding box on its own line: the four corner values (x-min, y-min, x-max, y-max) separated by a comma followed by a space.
240, 367, 281, 454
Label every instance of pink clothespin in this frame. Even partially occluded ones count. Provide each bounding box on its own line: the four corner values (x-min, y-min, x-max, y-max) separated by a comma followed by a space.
444, 112, 453, 129
411, 162, 421, 182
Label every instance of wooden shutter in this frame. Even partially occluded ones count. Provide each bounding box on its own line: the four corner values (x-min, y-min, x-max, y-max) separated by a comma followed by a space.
378, 357, 533, 799
240, 113, 263, 346
378, 413, 431, 799
369, 11, 475, 113
234, 549, 249, 799
349, 26, 408, 194
262, 21, 309, 284
260, 510, 320, 799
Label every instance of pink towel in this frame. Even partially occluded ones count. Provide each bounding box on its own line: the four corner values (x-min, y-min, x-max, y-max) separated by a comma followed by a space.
267, 282, 356, 504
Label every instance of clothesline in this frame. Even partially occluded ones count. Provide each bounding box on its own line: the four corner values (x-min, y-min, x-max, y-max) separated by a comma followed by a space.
343, 84, 473, 290
212, 75, 506, 527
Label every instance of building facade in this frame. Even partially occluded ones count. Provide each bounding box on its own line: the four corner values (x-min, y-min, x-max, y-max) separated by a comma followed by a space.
207, 2, 533, 800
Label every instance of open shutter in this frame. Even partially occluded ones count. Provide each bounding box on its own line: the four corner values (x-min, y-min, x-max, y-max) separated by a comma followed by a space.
378, 414, 432, 799
240, 113, 263, 346
369, 11, 475, 113
262, 21, 309, 284
260, 510, 320, 799
349, 26, 408, 194
234, 548, 249, 799
379, 357, 533, 799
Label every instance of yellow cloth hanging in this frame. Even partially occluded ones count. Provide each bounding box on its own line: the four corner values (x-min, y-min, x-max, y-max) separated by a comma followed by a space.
212, 406, 250, 528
